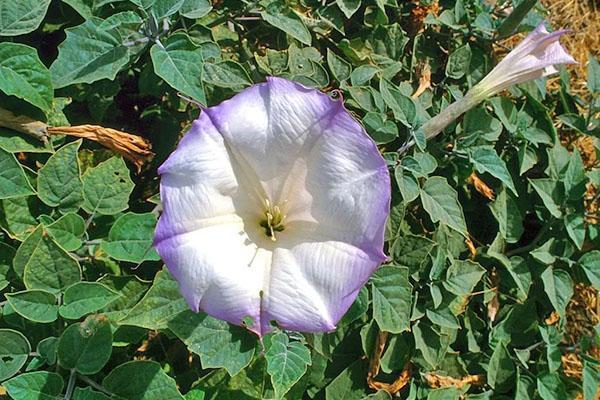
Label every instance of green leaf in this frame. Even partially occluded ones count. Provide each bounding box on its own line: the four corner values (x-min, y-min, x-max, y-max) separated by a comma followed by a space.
179, 0, 212, 18
565, 211, 585, 250
363, 112, 398, 144
0, 148, 35, 199
469, 146, 516, 195
326, 49, 351, 81
100, 212, 160, 263
37, 337, 58, 366
103, 361, 184, 400
150, 34, 206, 105
487, 342, 515, 392
412, 321, 448, 369
120, 269, 187, 329
588, 56, 599, 94
46, 212, 85, 251
265, 332, 311, 399
443, 259, 486, 296
0, 329, 31, 381
0, 43, 53, 112
16, 225, 82, 292
325, 360, 368, 400
4, 371, 64, 400
583, 360, 600, 400
37, 140, 84, 212
60, 282, 121, 320
5, 290, 58, 323
489, 186, 524, 243
203, 61, 252, 88
371, 265, 412, 333
394, 166, 420, 203
529, 178, 563, 218
58, 315, 113, 375
0, 129, 52, 153
168, 311, 256, 376
579, 251, 600, 290
426, 307, 460, 329
379, 79, 416, 127
50, 18, 130, 88
537, 372, 567, 400
541, 266, 573, 317
0, 196, 38, 240
496, 0, 538, 38
564, 148, 587, 200
261, 3, 312, 45
73, 387, 111, 400
0, 0, 51, 36
420, 176, 468, 236
336, 0, 360, 18
151, 0, 185, 19
445, 44, 471, 79
82, 156, 134, 216
391, 234, 435, 271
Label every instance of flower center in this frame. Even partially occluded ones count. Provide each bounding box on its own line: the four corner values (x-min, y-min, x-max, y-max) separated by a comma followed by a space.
260, 199, 286, 241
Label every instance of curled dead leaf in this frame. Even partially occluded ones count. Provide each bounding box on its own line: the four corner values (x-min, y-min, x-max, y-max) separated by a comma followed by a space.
487, 267, 500, 323
367, 330, 411, 395
468, 172, 495, 200
48, 125, 154, 173
412, 61, 431, 99
423, 372, 485, 389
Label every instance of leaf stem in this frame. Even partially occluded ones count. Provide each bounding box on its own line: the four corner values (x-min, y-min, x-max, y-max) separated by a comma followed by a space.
64, 369, 77, 400
77, 374, 114, 397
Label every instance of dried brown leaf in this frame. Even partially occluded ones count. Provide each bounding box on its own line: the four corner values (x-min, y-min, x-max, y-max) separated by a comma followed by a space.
48, 125, 154, 173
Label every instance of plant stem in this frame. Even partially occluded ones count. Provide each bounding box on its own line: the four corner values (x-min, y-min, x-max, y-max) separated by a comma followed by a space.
77, 374, 114, 397
64, 369, 76, 400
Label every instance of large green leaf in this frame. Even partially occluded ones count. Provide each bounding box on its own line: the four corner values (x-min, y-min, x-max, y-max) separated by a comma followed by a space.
58, 315, 113, 375
50, 18, 130, 88
0, 148, 35, 199
100, 212, 160, 263
0, 329, 31, 381
579, 251, 600, 290
203, 61, 252, 88
45, 212, 85, 252
443, 259, 486, 296
487, 342, 515, 392
0, 0, 51, 36
60, 282, 121, 320
14, 225, 82, 292
265, 332, 311, 399
0, 43, 53, 112
371, 265, 412, 333
120, 269, 187, 329
0, 196, 38, 240
37, 140, 84, 212
541, 266, 573, 318
5, 289, 58, 323
3, 371, 64, 400
103, 361, 184, 400
261, 3, 312, 45
150, 34, 206, 105
469, 146, 516, 195
82, 156, 134, 216
168, 311, 256, 376
420, 176, 468, 236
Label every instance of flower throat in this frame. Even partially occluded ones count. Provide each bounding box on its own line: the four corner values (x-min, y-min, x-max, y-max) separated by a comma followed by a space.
260, 199, 286, 241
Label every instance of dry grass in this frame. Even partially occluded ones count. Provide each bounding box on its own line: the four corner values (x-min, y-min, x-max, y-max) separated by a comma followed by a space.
561, 283, 600, 384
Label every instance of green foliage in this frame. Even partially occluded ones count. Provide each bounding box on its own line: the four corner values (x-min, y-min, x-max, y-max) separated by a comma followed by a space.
0, 0, 598, 399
